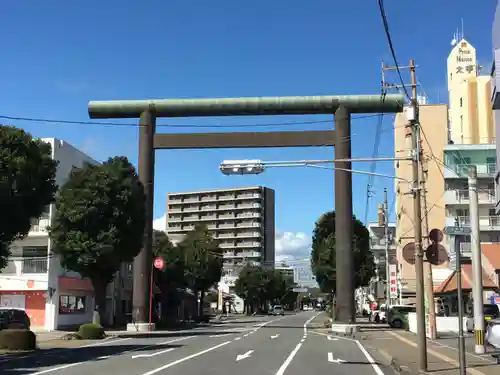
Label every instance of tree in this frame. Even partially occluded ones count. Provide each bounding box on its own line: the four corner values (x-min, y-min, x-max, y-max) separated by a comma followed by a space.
49, 156, 146, 324
311, 210, 375, 295
0, 126, 58, 269
177, 224, 223, 319
234, 265, 297, 314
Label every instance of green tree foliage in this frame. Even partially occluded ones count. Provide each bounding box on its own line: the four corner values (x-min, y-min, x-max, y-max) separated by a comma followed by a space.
0, 126, 58, 269
49, 157, 146, 324
176, 224, 223, 318
311, 210, 375, 294
234, 265, 298, 314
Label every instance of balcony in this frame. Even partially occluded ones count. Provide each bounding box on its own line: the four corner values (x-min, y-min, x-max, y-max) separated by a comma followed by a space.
447, 216, 500, 231
444, 189, 495, 205
236, 241, 261, 248
1, 258, 48, 275
443, 163, 496, 178
236, 193, 261, 200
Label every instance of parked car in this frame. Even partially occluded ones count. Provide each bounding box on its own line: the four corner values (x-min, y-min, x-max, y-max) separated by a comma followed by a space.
0, 308, 31, 330
386, 305, 416, 329
466, 304, 500, 332
272, 305, 285, 316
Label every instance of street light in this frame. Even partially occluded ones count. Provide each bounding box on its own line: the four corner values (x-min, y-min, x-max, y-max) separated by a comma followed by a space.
220, 160, 265, 175
219, 158, 409, 182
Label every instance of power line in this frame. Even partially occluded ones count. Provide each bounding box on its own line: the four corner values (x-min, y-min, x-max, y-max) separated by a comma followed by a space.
0, 113, 381, 129
377, 0, 411, 101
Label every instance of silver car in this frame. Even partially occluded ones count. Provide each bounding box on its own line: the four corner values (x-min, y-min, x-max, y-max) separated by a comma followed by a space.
272, 305, 285, 316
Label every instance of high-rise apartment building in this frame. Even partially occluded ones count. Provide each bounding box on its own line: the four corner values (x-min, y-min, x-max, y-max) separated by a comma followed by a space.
165, 186, 275, 284
448, 38, 495, 144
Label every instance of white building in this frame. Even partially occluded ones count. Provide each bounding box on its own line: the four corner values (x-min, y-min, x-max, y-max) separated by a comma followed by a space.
166, 186, 276, 288
0, 139, 131, 330
443, 143, 498, 268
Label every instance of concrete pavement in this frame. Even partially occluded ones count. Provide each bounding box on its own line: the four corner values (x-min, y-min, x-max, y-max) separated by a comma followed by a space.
0, 311, 394, 375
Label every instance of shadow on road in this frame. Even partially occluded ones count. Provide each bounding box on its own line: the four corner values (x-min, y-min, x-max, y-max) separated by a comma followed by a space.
0, 343, 184, 375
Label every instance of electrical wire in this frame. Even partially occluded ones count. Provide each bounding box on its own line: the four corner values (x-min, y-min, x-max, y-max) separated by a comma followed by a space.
377, 0, 411, 101
0, 113, 381, 129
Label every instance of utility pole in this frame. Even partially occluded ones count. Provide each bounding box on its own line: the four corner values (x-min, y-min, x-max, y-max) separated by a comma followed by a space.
455, 232, 467, 375
469, 165, 485, 354
383, 59, 429, 371
384, 188, 391, 306
409, 60, 428, 372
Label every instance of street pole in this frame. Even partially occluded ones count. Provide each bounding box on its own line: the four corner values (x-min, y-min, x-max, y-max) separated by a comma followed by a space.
409, 59, 428, 372
455, 237, 467, 375
384, 188, 390, 307
469, 165, 485, 354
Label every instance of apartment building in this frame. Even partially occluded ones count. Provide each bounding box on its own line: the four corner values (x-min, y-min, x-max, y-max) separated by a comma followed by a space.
0, 139, 132, 330
492, 1, 500, 212
444, 143, 498, 267
275, 265, 294, 279
448, 38, 495, 145
394, 104, 453, 298
166, 186, 276, 286
368, 222, 397, 276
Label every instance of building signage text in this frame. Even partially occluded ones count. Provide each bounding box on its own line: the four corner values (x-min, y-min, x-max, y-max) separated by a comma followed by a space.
455, 46, 476, 74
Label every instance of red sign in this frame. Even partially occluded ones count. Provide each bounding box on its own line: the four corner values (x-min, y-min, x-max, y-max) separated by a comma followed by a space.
153, 257, 165, 270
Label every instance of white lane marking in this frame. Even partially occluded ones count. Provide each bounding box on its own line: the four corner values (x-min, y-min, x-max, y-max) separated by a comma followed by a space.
328, 353, 346, 364
132, 347, 176, 359
209, 333, 232, 338
275, 312, 320, 375
140, 341, 231, 375
271, 334, 280, 339
355, 340, 385, 375
236, 350, 254, 361
235, 337, 242, 340
243, 333, 249, 337
81, 337, 131, 347
31, 362, 83, 375
97, 355, 110, 359
327, 336, 338, 341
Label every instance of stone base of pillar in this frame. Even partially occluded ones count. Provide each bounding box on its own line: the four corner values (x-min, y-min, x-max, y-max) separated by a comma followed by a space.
126, 322, 155, 332
331, 323, 359, 337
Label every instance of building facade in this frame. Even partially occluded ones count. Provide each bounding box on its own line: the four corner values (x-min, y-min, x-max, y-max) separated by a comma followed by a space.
0, 139, 132, 330
368, 222, 397, 277
444, 143, 498, 267
448, 38, 495, 145
492, 1, 500, 212
166, 186, 276, 286
394, 104, 451, 296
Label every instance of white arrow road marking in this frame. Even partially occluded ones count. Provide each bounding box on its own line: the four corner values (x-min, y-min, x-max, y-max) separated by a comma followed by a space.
327, 336, 338, 341
132, 348, 176, 359
328, 352, 346, 364
271, 334, 280, 339
236, 350, 254, 362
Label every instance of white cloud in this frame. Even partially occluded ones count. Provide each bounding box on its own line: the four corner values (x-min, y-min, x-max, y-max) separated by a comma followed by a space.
153, 214, 167, 232
275, 231, 312, 262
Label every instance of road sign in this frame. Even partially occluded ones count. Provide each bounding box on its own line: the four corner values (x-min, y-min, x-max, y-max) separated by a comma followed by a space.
443, 226, 471, 235
153, 257, 165, 270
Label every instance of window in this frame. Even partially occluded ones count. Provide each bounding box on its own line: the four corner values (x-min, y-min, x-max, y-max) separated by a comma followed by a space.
59, 295, 87, 314
459, 97, 463, 107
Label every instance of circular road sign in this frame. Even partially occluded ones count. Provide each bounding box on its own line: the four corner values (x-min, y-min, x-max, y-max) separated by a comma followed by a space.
153, 257, 165, 270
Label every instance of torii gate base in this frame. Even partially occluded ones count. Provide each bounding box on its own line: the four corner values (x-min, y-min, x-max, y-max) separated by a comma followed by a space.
88, 94, 404, 332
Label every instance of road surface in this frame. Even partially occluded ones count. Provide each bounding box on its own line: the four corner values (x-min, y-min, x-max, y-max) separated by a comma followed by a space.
1, 311, 394, 375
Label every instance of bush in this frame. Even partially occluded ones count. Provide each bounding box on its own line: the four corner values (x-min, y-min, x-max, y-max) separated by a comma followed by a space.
0, 329, 37, 350
78, 323, 105, 340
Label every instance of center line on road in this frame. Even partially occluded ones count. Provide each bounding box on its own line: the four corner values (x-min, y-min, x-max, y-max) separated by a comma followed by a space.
140, 341, 231, 375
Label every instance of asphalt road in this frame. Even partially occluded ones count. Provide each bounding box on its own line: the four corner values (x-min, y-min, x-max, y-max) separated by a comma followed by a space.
1, 312, 394, 375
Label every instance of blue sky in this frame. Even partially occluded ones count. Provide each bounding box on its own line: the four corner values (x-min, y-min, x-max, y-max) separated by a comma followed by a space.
0, 1, 496, 260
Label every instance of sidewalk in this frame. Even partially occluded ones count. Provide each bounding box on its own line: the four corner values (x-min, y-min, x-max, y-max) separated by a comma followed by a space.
358, 328, 500, 375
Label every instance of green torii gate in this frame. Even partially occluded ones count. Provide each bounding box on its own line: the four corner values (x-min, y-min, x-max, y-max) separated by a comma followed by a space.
88, 94, 404, 331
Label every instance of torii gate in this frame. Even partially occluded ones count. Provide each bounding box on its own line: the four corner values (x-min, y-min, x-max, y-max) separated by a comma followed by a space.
88, 94, 404, 331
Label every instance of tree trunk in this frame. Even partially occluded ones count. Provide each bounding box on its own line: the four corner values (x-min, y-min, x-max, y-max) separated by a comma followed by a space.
91, 277, 108, 326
